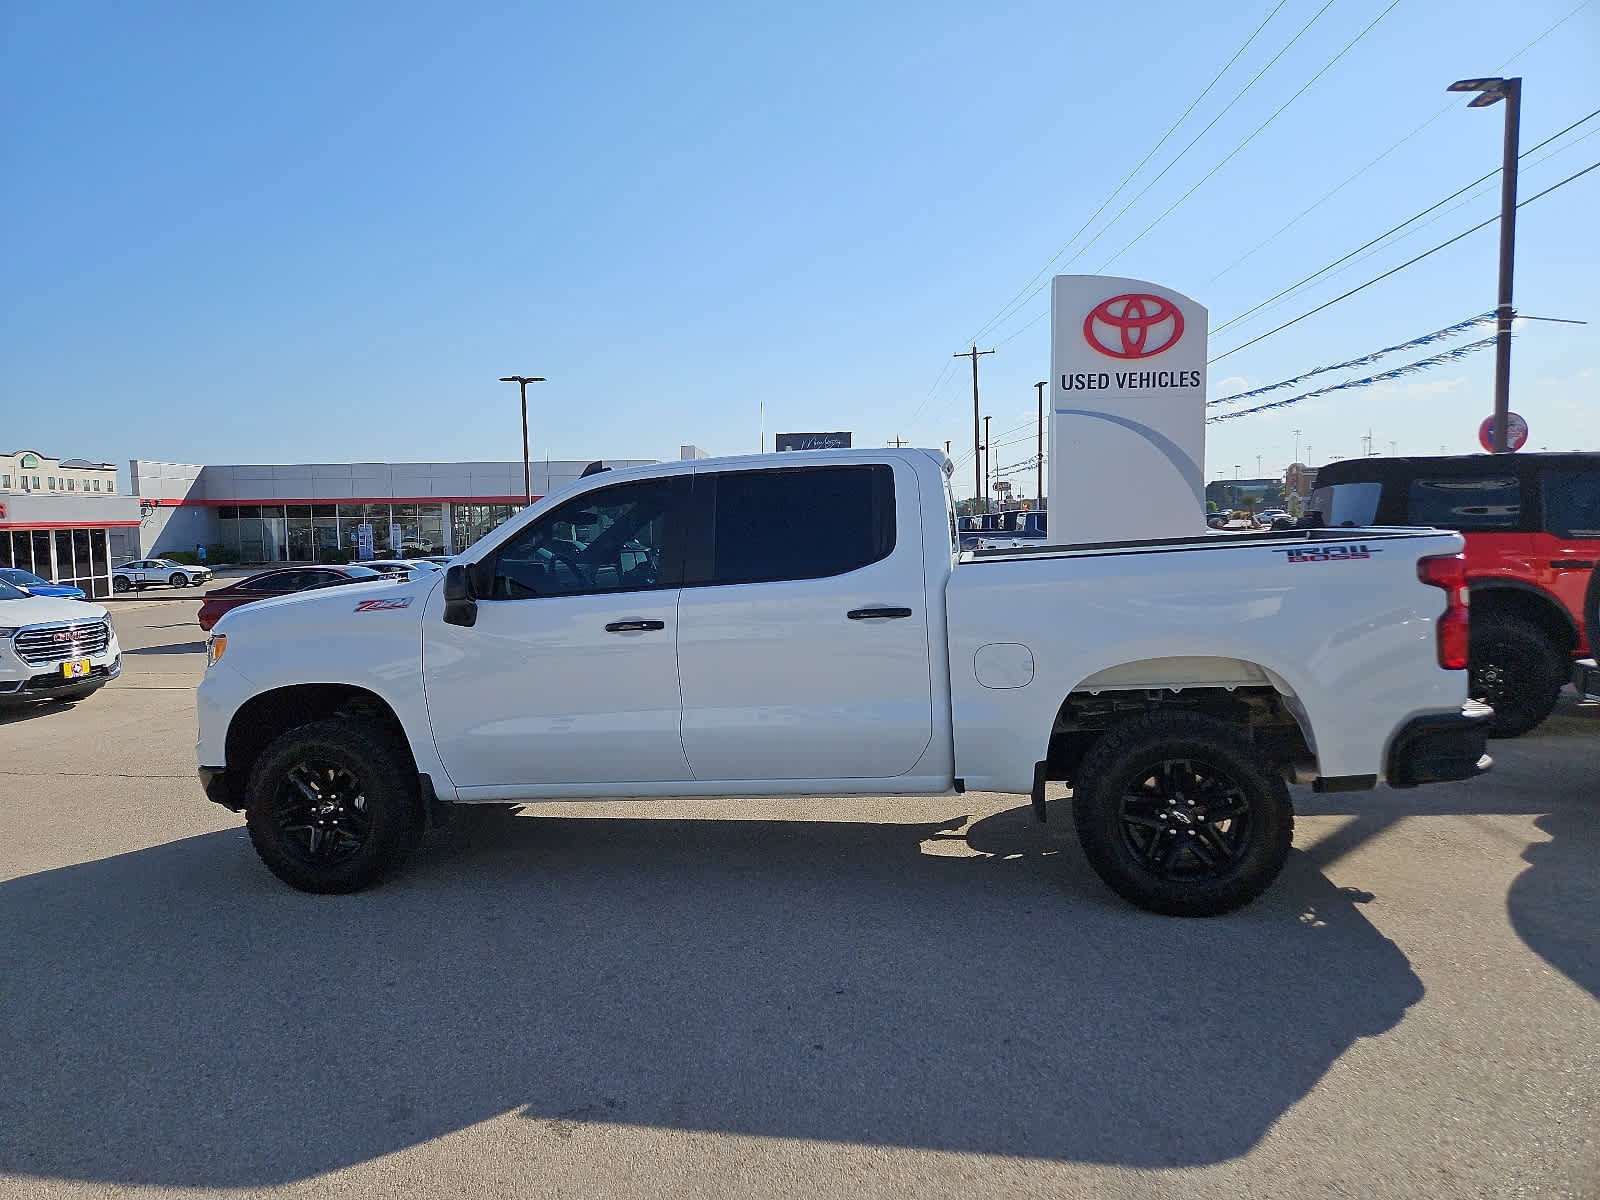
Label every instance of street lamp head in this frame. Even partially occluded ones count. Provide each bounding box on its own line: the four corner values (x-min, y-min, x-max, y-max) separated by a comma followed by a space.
1448, 76, 1516, 106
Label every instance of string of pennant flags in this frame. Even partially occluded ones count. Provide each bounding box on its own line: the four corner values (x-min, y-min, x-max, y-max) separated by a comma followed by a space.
1206, 311, 1497, 409
1205, 333, 1501, 424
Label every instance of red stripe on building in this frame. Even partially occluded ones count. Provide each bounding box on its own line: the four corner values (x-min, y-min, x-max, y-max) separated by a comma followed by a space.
0, 520, 142, 530
151, 496, 545, 507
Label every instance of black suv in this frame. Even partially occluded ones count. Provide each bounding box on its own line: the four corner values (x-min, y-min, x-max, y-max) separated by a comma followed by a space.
1311, 452, 1598, 736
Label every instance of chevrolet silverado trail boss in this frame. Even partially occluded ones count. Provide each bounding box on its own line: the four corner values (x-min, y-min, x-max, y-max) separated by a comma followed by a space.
196, 448, 1490, 916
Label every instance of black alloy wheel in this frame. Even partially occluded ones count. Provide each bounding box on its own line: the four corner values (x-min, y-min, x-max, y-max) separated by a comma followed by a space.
113, 576, 130, 593
270, 760, 373, 868
1072, 711, 1293, 917
244, 717, 423, 893
1468, 613, 1564, 738
1114, 757, 1253, 881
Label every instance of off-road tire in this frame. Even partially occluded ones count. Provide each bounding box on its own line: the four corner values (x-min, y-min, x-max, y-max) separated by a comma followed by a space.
1072, 711, 1294, 917
244, 717, 423, 894
1469, 613, 1565, 738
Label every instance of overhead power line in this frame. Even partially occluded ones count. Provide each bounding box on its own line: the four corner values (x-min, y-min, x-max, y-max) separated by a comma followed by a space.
1098, 0, 1404, 272
1213, 108, 1600, 337
1209, 158, 1600, 364
1205, 0, 1596, 286
967, 0, 1318, 347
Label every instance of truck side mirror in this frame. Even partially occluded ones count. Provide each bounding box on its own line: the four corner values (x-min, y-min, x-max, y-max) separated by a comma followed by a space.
442, 564, 478, 628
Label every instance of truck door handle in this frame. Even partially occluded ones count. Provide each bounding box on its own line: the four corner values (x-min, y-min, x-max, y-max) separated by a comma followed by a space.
848, 607, 913, 620
605, 619, 666, 632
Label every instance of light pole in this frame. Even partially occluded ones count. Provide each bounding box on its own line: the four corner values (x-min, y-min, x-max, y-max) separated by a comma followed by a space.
982, 415, 992, 514
1448, 75, 1521, 453
498, 375, 547, 506
1035, 380, 1048, 511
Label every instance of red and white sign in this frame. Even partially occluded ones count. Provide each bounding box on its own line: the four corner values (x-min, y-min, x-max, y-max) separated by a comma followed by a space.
1050, 275, 1208, 544
1478, 411, 1528, 452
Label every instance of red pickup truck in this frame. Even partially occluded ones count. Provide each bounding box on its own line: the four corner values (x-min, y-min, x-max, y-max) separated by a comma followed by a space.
1312, 452, 1598, 736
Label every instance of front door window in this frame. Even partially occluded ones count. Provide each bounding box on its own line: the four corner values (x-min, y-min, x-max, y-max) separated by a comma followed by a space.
424, 474, 693, 791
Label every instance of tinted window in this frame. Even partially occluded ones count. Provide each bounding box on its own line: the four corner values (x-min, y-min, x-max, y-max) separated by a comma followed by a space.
239, 572, 294, 593
488, 476, 686, 600
706, 465, 895, 585
1407, 477, 1520, 530
1543, 469, 1600, 538
1310, 482, 1381, 527
0, 578, 26, 601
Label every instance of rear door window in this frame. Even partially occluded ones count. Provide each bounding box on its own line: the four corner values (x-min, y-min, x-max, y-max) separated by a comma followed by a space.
1406, 477, 1521, 530
1542, 469, 1600, 538
700, 465, 895, 586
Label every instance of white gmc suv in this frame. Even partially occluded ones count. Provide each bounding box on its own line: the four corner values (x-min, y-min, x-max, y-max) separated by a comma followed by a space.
196, 448, 1490, 915
0, 576, 122, 703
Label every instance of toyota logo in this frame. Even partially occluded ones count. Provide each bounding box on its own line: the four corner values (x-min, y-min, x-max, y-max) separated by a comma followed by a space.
1083, 293, 1184, 359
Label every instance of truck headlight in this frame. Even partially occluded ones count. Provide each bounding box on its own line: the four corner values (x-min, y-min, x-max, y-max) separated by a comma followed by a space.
206, 633, 227, 667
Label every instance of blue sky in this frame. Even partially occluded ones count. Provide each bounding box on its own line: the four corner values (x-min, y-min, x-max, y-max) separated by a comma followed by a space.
3, 0, 1596, 499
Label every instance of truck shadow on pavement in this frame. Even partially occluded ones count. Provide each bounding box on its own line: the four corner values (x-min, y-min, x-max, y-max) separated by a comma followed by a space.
0, 805, 1421, 1187
1296, 696, 1598, 1001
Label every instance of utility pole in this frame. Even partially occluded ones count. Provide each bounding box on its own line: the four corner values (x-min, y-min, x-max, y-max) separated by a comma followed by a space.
1256, 454, 1262, 477
1292, 427, 1302, 466
498, 375, 547, 506
1448, 76, 1521, 453
954, 345, 994, 512
983, 415, 993, 514
1035, 380, 1048, 511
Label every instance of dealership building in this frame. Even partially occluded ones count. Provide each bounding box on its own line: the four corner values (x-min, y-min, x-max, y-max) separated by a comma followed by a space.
1, 449, 140, 597
131, 457, 655, 563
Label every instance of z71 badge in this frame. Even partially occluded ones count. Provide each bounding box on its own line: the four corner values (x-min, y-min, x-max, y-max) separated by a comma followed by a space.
1273, 544, 1381, 563
354, 597, 413, 612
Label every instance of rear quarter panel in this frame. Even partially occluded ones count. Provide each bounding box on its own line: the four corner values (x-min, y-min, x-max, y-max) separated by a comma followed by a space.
945, 530, 1471, 793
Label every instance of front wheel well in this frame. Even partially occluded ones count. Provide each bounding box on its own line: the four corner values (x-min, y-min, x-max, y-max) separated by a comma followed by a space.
1045, 685, 1312, 786
224, 685, 416, 806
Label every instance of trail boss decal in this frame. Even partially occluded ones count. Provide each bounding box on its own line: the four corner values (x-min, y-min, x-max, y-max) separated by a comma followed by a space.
1273, 544, 1382, 563
354, 597, 413, 612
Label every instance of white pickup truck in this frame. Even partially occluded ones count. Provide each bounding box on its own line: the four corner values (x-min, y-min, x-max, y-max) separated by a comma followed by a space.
196, 448, 1490, 915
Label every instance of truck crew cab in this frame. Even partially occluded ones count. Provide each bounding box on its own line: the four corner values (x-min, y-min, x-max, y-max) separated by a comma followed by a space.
197, 449, 1489, 916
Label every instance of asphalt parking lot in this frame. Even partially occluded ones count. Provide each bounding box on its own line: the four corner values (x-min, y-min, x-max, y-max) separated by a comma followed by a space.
2, 593, 1596, 1199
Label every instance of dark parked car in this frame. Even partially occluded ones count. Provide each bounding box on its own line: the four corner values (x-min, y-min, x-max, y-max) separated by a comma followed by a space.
197, 566, 382, 632
1311, 452, 1599, 736
0, 567, 87, 599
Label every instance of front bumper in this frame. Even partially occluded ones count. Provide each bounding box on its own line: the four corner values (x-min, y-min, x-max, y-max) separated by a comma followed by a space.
0, 655, 121, 699
198, 765, 238, 811
1386, 702, 1493, 788
1574, 659, 1600, 702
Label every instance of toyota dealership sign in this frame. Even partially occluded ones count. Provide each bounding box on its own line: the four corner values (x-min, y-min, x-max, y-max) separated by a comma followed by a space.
1050, 276, 1208, 544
